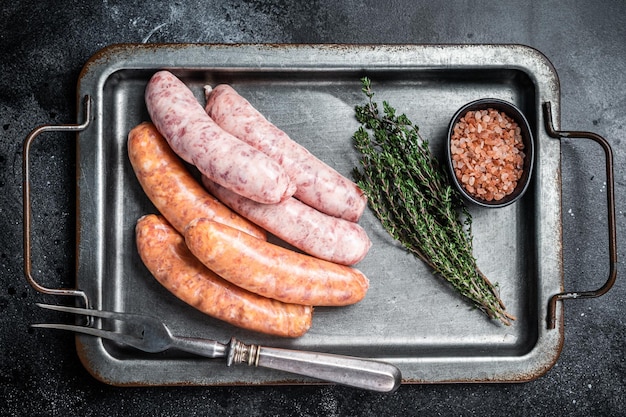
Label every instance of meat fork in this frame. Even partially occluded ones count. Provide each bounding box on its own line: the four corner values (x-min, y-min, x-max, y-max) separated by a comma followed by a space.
32, 303, 401, 392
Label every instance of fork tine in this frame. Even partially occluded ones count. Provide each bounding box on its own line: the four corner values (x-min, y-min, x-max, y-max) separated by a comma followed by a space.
33, 304, 172, 353
31, 323, 142, 347
36, 303, 131, 321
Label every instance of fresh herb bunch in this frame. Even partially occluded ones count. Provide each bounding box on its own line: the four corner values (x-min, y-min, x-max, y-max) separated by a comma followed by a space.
353, 77, 514, 325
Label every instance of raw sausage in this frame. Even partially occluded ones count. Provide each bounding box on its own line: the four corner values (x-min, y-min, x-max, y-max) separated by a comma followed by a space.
128, 122, 266, 240
135, 214, 312, 338
202, 177, 371, 265
204, 84, 367, 222
145, 71, 295, 204
184, 218, 370, 306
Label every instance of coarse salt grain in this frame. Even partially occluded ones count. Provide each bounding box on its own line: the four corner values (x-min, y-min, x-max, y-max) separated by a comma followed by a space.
450, 108, 525, 202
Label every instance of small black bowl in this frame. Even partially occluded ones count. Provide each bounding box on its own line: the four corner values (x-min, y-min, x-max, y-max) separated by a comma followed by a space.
446, 98, 534, 208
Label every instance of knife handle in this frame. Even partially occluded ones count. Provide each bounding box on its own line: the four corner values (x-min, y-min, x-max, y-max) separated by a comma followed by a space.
227, 337, 401, 392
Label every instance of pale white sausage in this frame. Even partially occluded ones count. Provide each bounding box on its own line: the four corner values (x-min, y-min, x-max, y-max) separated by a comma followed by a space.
145, 71, 295, 204
204, 84, 367, 221
203, 177, 371, 266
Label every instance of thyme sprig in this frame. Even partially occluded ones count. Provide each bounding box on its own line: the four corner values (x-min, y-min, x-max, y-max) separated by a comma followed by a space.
353, 77, 514, 325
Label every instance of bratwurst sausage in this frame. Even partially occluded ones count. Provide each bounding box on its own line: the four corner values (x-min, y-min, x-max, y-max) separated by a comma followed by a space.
184, 218, 370, 306
145, 71, 295, 204
204, 84, 367, 222
128, 122, 266, 239
135, 214, 312, 338
202, 177, 371, 265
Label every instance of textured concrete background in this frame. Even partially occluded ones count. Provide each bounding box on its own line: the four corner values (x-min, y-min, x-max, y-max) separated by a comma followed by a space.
1, 1, 624, 416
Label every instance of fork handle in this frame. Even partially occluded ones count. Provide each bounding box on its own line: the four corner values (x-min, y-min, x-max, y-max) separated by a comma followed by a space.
227, 338, 401, 392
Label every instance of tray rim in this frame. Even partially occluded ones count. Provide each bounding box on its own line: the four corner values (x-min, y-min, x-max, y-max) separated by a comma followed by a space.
73, 43, 564, 386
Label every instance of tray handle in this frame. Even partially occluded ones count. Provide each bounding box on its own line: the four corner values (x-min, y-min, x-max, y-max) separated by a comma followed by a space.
23, 95, 93, 307
543, 101, 618, 329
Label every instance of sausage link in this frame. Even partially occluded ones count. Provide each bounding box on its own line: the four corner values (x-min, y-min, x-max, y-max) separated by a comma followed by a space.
145, 71, 295, 204
204, 84, 367, 222
128, 122, 266, 240
203, 177, 371, 265
135, 214, 312, 338
184, 218, 370, 306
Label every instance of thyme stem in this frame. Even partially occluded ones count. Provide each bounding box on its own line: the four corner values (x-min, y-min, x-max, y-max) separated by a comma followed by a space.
353, 77, 514, 325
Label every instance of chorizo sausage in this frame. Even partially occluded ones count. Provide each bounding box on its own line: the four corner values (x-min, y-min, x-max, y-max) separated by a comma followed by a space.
184, 218, 370, 306
202, 177, 371, 265
204, 84, 367, 222
128, 122, 266, 240
135, 214, 312, 338
145, 71, 295, 204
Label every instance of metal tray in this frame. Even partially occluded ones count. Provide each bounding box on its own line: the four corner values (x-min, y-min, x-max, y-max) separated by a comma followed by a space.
23, 44, 617, 385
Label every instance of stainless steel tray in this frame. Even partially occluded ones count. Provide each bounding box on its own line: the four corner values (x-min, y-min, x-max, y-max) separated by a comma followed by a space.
23, 44, 617, 385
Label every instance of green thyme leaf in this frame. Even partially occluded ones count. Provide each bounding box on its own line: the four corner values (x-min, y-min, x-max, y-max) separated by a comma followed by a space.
353, 77, 514, 325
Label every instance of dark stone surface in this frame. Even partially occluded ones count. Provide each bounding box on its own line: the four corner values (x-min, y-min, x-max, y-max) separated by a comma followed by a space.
1, 1, 624, 416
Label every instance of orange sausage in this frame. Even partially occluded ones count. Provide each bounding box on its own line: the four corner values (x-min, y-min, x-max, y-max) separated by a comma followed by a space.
135, 214, 312, 338
184, 218, 370, 306
128, 122, 266, 240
